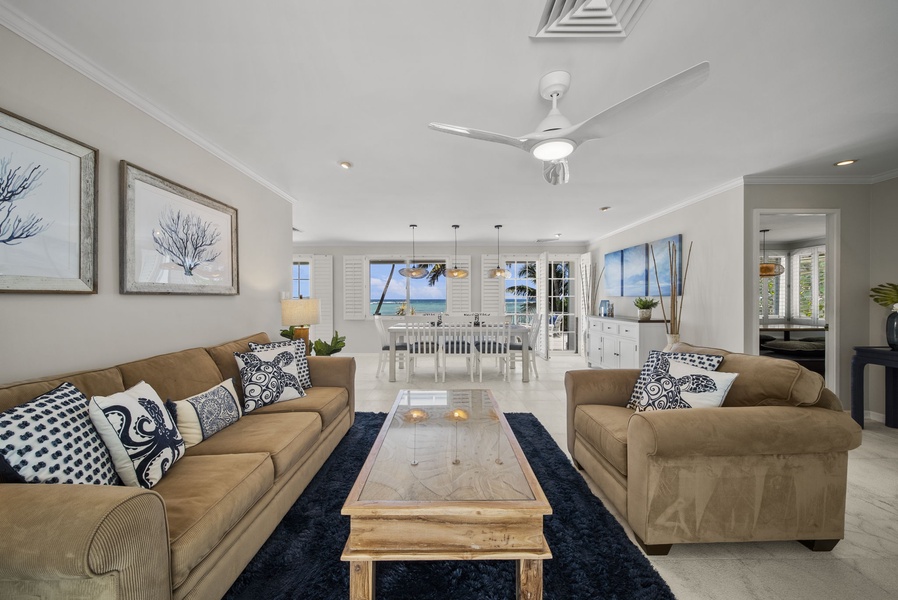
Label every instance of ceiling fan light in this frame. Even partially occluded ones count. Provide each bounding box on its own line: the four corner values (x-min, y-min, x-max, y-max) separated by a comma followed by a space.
532, 139, 574, 161
446, 267, 469, 279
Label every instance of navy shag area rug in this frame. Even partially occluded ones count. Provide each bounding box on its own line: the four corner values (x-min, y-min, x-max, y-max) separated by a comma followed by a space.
224, 412, 674, 600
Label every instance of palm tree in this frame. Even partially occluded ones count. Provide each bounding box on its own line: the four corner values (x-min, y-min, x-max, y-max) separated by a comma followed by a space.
506, 262, 570, 313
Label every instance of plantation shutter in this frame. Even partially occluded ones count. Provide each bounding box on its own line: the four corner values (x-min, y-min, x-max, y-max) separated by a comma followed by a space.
481, 254, 504, 314
343, 255, 367, 320
536, 252, 549, 359
310, 255, 334, 340
446, 255, 472, 315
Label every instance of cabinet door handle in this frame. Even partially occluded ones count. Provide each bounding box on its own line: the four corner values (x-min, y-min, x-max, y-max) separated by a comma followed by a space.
614, 352, 619, 356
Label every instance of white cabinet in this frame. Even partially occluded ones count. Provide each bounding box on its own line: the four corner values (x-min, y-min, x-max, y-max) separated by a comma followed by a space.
586, 316, 668, 370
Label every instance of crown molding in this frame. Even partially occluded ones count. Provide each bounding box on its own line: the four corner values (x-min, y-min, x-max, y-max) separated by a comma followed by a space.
0, 6, 298, 205
744, 171, 898, 185
871, 168, 898, 184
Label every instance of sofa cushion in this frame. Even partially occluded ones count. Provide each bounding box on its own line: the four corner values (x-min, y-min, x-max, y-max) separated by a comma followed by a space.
0, 382, 119, 485
635, 360, 738, 412
251, 386, 348, 430
118, 348, 225, 403
167, 379, 242, 448
668, 342, 826, 408
151, 452, 273, 588
235, 347, 306, 413
250, 339, 312, 389
0, 367, 125, 413
205, 332, 271, 402
185, 412, 321, 480
628, 350, 724, 409
575, 404, 632, 477
90, 381, 185, 488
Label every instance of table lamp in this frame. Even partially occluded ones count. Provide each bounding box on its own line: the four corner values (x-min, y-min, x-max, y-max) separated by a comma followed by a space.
281, 298, 320, 355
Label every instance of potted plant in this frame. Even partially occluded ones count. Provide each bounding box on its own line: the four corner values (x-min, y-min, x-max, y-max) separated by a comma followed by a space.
870, 283, 898, 350
312, 331, 347, 356
633, 297, 659, 321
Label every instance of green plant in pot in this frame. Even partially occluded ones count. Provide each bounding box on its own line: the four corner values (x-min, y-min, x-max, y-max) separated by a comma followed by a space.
870, 283, 898, 350
312, 331, 346, 356
633, 297, 659, 321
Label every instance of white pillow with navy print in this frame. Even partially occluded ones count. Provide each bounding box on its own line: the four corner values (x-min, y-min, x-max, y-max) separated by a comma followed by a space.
0, 382, 118, 485
628, 350, 724, 409
167, 379, 241, 448
235, 346, 306, 414
635, 359, 738, 412
249, 339, 312, 389
89, 381, 185, 488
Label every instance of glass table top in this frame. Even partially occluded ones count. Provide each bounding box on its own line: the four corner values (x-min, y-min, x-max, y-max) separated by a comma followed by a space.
357, 390, 535, 502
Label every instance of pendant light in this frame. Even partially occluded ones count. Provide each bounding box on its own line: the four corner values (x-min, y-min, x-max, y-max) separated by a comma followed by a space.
488, 225, 511, 279
759, 229, 785, 278
399, 224, 429, 279
446, 225, 469, 279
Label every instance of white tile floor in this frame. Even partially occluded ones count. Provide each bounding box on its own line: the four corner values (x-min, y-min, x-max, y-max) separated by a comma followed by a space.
350, 351, 898, 600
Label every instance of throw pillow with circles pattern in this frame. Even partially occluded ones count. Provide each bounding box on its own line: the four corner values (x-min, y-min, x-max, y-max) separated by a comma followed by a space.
235, 346, 306, 413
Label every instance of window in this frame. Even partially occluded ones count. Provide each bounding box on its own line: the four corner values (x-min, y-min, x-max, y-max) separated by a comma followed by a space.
291, 261, 310, 298
758, 254, 786, 321
547, 260, 576, 351
504, 259, 536, 325
369, 259, 446, 316
791, 246, 825, 324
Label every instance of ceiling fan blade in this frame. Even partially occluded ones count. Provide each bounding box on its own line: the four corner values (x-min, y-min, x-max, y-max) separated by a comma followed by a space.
543, 158, 569, 185
566, 61, 710, 145
428, 122, 527, 151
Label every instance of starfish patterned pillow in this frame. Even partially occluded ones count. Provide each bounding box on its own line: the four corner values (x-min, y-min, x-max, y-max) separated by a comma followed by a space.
89, 381, 185, 488
634, 356, 739, 412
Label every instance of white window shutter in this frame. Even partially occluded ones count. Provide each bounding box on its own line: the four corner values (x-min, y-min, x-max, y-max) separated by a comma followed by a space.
343, 255, 367, 320
310, 255, 334, 340
481, 254, 504, 314
446, 255, 472, 315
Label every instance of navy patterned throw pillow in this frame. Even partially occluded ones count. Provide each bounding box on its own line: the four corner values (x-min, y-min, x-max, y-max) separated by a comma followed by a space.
249, 339, 312, 389
628, 350, 725, 409
235, 347, 306, 414
89, 381, 185, 488
634, 357, 739, 412
0, 382, 119, 485
167, 379, 242, 448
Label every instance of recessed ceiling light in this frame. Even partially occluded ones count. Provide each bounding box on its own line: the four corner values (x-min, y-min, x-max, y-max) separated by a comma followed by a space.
339, 161, 353, 169
833, 159, 857, 167
600, 206, 611, 212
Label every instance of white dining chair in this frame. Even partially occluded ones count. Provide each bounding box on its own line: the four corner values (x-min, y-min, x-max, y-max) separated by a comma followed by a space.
440, 321, 476, 381
374, 315, 407, 377
509, 313, 540, 379
404, 319, 441, 382
473, 322, 511, 381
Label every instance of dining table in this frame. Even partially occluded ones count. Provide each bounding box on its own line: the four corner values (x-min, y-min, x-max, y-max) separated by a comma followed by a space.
387, 322, 532, 382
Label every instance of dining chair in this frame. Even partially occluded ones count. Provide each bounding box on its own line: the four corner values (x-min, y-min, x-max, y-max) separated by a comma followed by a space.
440, 321, 476, 382
404, 319, 441, 382
509, 313, 540, 379
473, 322, 511, 381
374, 315, 407, 377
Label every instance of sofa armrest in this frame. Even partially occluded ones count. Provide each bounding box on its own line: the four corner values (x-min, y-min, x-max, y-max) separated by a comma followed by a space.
307, 356, 356, 425
628, 406, 862, 458
0, 484, 171, 600
565, 369, 639, 458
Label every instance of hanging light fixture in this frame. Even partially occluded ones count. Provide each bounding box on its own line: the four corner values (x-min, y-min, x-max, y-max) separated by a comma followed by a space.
759, 229, 785, 278
488, 225, 511, 279
446, 225, 469, 279
399, 224, 429, 279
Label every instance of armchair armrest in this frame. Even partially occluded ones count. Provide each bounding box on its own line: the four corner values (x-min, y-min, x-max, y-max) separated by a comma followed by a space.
307, 356, 356, 424
0, 484, 171, 600
565, 369, 639, 457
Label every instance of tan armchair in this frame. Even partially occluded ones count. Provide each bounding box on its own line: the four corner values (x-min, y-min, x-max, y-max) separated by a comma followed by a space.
566, 342, 862, 555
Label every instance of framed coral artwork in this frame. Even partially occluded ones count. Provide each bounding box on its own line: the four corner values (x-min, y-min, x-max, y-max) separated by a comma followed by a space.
0, 107, 98, 293
120, 161, 238, 295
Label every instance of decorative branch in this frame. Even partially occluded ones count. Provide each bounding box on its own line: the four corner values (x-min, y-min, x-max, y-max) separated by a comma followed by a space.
650, 241, 693, 336
0, 155, 49, 245
152, 207, 221, 276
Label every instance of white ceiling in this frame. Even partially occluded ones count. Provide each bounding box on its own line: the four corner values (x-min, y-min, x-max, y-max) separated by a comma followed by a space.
2, 0, 897, 246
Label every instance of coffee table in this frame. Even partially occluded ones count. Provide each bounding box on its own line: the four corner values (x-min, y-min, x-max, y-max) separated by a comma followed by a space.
341, 389, 552, 599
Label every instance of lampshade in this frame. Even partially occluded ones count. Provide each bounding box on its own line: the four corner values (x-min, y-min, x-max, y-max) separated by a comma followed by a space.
759, 229, 785, 278
281, 298, 320, 326
489, 224, 511, 279
399, 224, 429, 279
446, 224, 469, 279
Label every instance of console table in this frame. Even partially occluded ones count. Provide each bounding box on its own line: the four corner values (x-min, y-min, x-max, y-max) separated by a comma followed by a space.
850, 346, 898, 428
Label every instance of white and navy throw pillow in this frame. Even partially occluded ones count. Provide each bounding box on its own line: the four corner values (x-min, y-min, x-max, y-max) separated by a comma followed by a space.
89, 381, 185, 489
235, 346, 306, 414
167, 379, 241, 448
628, 350, 724, 409
249, 339, 312, 389
634, 356, 738, 412
0, 382, 118, 485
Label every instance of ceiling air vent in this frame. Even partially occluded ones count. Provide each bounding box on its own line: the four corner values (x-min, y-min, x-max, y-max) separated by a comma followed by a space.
534, 0, 653, 38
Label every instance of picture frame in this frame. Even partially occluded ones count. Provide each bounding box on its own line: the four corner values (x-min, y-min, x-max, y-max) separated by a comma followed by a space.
120, 161, 238, 295
0, 108, 98, 293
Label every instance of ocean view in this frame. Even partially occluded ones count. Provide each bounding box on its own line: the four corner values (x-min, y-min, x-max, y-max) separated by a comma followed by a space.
370, 299, 525, 315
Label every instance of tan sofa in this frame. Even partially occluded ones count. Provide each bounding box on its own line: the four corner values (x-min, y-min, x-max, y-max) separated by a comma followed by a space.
0, 332, 355, 600
566, 341, 862, 555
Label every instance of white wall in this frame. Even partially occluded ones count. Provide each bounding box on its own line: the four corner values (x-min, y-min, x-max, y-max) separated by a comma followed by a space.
0, 28, 292, 384
292, 242, 588, 353
743, 184, 872, 406
868, 177, 898, 416
590, 185, 746, 352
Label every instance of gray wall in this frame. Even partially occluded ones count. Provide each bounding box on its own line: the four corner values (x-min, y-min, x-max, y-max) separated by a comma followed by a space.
0, 27, 292, 384
868, 177, 898, 415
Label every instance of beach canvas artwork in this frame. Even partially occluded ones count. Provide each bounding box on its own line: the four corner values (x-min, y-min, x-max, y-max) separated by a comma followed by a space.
649, 234, 682, 296
603, 250, 623, 296
622, 244, 648, 296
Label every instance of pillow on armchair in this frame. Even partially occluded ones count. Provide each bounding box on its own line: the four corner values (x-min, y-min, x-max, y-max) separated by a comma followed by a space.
634, 359, 738, 412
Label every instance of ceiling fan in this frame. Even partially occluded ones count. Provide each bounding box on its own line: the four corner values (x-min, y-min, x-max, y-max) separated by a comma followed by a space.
428, 62, 710, 185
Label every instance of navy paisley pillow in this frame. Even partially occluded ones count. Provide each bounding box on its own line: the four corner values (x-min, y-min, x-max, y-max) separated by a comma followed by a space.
167, 379, 241, 448
89, 381, 185, 488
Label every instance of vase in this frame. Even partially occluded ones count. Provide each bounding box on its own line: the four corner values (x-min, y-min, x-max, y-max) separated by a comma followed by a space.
665, 333, 680, 350
888, 304, 898, 351
637, 308, 652, 321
